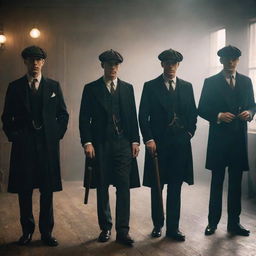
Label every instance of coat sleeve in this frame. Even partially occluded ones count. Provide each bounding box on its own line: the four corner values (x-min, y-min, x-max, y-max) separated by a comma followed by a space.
1, 83, 20, 142
246, 77, 256, 119
198, 78, 220, 123
56, 82, 69, 139
187, 83, 197, 137
139, 82, 153, 144
79, 85, 93, 145
129, 85, 140, 144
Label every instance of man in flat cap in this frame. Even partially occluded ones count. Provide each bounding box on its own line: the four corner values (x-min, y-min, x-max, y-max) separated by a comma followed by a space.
1, 45, 69, 246
79, 49, 140, 245
198, 45, 255, 236
139, 48, 197, 241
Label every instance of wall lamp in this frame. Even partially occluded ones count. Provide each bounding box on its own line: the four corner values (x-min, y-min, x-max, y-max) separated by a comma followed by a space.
0, 25, 6, 49
30, 27, 41, 38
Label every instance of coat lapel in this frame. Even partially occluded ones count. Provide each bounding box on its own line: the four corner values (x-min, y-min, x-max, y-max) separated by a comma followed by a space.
215, 72, 235, 110
235, 73, 247, 108
118, 79, 128, 117
42, 76, 53, 109
19, 75, 31, 113
91, 77, 109, 112
154, 75, 174, 113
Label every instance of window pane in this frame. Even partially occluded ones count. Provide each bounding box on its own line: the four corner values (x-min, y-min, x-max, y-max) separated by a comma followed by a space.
249, 22, 256, 68
210, 28, 226, 75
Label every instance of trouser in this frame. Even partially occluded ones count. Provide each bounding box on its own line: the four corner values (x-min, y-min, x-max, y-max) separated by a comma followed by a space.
208, 167, 243, 227
151, 181, 182, 232
18, 190, 54, 237
96, 135, 132, 235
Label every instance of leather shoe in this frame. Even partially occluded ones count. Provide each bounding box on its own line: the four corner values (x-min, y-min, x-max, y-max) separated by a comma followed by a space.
18, 233, 33, 245
166, 230, 185, 241
205, 225, 217, 235
116, 233, 134, 246
151, 227, 162, 238
41, 236, 59, 246
227, 224, 250, 236
98, 230, 111, 242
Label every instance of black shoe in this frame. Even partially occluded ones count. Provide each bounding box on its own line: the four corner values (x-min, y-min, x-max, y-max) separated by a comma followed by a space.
166, 230, 185, 241
205, 225, 217, 236
41, 236, 59, 246
151, 227, 162, 238
116, 233, 134, 246
18, 233, 33, 245
227, 224, 250, 236
98, 230, 111, 242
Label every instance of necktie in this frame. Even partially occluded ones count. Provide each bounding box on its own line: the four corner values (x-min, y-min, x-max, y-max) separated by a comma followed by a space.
31, 78, 38, 93
229, 75, 234, 89
169, 80, 174, 92
110, 81, 115, 95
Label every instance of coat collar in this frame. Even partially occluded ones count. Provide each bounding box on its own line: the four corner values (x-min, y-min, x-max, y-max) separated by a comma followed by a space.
92, 77, 127, 113
216, 71, 245, 111
20, 75, 52, 112
153, 75, 185, 113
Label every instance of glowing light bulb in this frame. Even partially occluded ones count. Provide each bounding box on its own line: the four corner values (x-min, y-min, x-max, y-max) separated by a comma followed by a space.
0, 34, 6, 43
30, 28, 40, 38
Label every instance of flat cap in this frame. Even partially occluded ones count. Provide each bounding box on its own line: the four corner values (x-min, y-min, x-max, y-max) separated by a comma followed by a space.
21, 45, 47, 59
99, 49, 123, 63
158, 48, 183, 62
217, 45, 241, 58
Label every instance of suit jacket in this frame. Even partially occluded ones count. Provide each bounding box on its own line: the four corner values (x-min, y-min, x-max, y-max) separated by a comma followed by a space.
79, 77, 140, 188
139, 75, 197, 186
1, 75, 69, 193
198, 71, 255, 171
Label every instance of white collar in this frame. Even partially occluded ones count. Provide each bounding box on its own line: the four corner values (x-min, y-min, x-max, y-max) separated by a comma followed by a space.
103, 76, 118, 87
163, 74, 177, 84
27, 73, 42, 84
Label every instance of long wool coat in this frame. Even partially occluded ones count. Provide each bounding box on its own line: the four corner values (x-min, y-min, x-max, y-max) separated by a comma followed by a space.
1, 75, 69, 193
139, 75, 197, 186
79, 77, 140, 189
198, 71, 255, 171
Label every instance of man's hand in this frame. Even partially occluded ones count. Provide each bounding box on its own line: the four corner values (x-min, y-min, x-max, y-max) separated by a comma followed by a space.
84, 144, 95, 158
146, 140, 157, 156
219, 112, 236, 123
237, 111, 251, 121
132, 144, 140, 158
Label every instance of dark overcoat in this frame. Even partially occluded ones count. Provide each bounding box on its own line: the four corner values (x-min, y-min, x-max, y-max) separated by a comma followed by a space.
79, 77, 140, 189
139, 75, 197, 186
1, 75, 69, 193
198, 71, 255, 171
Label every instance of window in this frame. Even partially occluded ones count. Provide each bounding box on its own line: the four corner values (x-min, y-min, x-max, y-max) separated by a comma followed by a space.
209, 28, 226, 75
249, 22, 256, 95
248, 22, 256, 132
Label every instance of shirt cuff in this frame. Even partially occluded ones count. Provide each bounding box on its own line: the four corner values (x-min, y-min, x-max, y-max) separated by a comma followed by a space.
132, 142, 140, 145
217, 113, 222, 124
247, 110, 253, 121
145, 139, 154, 144
83, 142, 92, 147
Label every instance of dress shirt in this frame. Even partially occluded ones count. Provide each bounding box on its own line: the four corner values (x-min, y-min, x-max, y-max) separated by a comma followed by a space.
163, 74, 177, 91
27, 73, 42, 90
104, 76, 118, 93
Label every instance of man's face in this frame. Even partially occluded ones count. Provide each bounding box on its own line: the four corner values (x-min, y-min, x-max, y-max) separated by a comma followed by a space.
101, 61, 120, 80
220, 57, 239, 73
24, 57, 45, 77
161, 61, 179, 79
